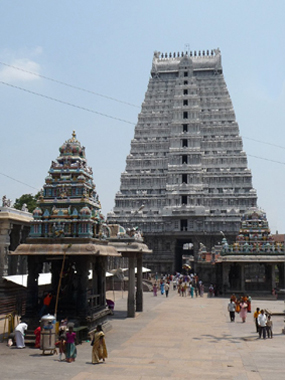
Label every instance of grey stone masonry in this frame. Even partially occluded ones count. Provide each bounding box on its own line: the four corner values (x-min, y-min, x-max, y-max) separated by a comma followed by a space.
107, 49, 257, 273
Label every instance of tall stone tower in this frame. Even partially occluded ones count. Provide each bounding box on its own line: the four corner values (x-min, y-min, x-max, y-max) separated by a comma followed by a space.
107, 49, 257, 273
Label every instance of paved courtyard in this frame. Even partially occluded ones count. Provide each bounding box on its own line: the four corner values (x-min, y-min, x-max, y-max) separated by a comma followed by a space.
1, 289, 285, 380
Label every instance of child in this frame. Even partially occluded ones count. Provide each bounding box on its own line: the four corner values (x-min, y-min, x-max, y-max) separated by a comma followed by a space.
266, 315, 273, 338
58, 326, 67, 361
228, 299, 236, 322
253, 307, 260, 333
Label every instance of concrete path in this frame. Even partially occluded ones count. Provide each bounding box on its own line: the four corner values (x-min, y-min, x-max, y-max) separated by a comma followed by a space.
1, 289, 285, 380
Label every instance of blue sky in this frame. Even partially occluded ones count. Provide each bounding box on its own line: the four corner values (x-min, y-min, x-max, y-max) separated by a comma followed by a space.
1, 1, 285, 233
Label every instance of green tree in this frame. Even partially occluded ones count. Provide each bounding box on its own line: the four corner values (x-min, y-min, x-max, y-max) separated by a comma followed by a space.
14, 192, 40, 213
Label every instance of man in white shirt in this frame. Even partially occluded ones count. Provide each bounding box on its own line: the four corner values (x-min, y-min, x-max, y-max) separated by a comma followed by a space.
257, 309, 267, 339
228, 300, 236, 322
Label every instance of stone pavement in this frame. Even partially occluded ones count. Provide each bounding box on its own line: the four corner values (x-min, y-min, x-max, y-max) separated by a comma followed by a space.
1, 289, 285, 380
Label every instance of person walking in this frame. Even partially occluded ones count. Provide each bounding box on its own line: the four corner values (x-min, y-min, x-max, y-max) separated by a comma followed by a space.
153, 283, 158, 296
91, 325, 108, 364
239, 300, 248, 323
65, 326, 77, 362
258, 310, 267, 339
190, 284, 194, 298
253, 308, 260, 333
228, 299, 236, 322
266, 315, 273, 338
160, 281, 165, 295
14, 320, 28, 349
165, 282, 169, 297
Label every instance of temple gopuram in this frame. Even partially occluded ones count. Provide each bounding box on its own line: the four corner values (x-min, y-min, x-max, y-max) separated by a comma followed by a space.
12, 132, 120, 329
217, 207, 285, 293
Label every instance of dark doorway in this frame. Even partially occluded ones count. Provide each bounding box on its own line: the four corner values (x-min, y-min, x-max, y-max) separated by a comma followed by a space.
229, 263, 241, 290
175, 239, 194, 273
245, 263, 271, 291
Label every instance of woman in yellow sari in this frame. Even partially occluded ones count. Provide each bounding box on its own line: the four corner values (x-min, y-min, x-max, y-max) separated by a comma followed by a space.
92, 325, 108, 364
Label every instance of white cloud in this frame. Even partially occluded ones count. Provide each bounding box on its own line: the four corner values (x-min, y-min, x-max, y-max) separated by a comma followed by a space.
0, 58, 41, 82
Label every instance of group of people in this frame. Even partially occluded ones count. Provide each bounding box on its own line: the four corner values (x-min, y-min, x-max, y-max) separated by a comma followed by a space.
174, 273, 204, 298
153, 279, 170, 297
227, 295, 273, 339
56, 322, 108, 364
253, 308, 273, 339
152, 273, 205, 299
13, 318, 108, 365
227, 294, 252, 323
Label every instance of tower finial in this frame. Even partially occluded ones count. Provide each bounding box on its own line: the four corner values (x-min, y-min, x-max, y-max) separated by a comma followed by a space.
72, 130, 76, 138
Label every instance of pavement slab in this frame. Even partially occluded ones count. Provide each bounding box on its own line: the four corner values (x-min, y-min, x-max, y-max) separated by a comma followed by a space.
1, 290, 285, 379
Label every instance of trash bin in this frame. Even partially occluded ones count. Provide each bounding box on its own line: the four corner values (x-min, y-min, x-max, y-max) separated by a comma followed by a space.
40, 314, 56, 354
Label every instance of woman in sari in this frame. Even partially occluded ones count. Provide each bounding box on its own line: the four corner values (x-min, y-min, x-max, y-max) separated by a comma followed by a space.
65, 326, 77, 362
160, 281, 165, 295
239, 301, 248, 323
92, 325, 108, 364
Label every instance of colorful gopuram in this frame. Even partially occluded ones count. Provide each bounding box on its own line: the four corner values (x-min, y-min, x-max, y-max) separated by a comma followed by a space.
30, 131, 104, 239
12, 132, 120, 328
218, 207, 285, 293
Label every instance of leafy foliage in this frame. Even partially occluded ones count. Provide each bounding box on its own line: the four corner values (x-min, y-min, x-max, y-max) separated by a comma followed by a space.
14, 192, 41, 213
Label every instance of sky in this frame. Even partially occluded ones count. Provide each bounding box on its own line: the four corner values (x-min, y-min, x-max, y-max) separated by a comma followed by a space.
0, 1, 285, 233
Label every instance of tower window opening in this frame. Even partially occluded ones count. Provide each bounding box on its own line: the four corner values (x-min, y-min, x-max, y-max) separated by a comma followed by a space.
180, 219, 188, 231
184, 80, 188, 85
184, 72, 188, 77
182, 155, 188, 164
183, 124, 188, 132
181, 195, 188, 205
183, 99, 188, 106
182, 174, 187, 183
183, 112, 188, 119
183, 89, 188, 95
182, 139, 188, 147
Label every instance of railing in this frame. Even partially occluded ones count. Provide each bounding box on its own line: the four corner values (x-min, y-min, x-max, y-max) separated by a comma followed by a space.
87, 294, 101, 310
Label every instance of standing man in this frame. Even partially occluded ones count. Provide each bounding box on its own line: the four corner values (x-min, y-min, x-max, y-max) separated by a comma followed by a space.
165, 282, 170, 297
14, 320, 28, 348
258, 309, 267, 339
228, 299, 236, 322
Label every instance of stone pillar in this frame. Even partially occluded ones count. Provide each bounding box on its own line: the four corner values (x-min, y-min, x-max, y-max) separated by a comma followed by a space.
136, 254, 143, 312
271, 264, 276, 290
222, 263, 230, 292
240, 263, 245, 292
0, 221, 11, 282
128, 255, 136, 317
92, 258, 98, 295
51, 260, 61, 296
25, 256, 41, 318
97, 257, 106, 307
76, 257, 90, 317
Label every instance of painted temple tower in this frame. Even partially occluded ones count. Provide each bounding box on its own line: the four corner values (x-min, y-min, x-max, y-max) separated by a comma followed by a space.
221, 208, 281, 255
13, 132, 119, 328
30, 131, 104, 239
217, 208, 285, 293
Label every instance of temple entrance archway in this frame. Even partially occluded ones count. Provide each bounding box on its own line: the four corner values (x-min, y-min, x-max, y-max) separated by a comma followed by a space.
175, 239, 194, 273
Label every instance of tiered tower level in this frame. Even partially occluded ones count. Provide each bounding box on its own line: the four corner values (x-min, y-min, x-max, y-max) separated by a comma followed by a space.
30, 132, 104, 238
108, 49, 257, 273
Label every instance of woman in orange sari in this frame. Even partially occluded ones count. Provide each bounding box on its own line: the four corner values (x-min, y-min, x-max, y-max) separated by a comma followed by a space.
92, 325, 108, 364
